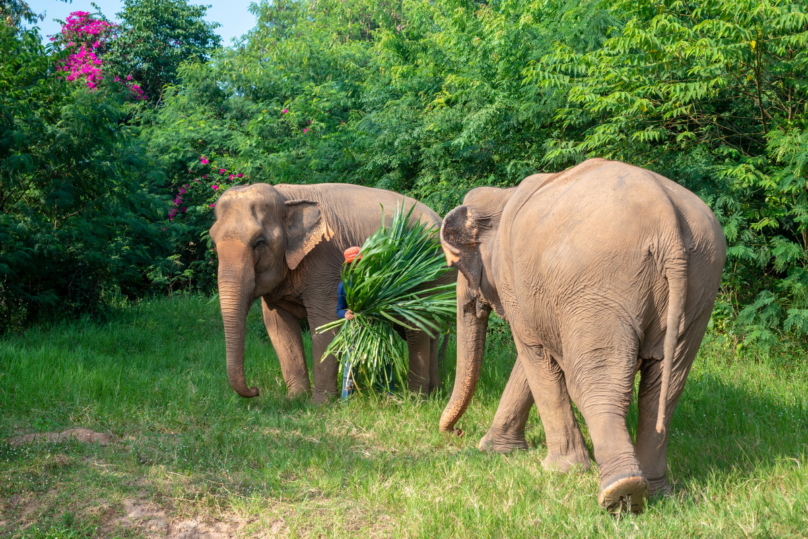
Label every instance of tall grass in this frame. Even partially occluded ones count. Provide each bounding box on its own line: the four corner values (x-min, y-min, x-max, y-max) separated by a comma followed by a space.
0, 296, 806, 537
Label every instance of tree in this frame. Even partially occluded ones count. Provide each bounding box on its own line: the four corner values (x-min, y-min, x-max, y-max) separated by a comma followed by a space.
0, 21, 171, 329
533, 0, 808, 346
0, 0, 39, 27
105, 0, 221, 103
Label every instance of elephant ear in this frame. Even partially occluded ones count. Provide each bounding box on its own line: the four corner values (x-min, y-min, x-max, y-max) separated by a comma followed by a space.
441, 205, 488, 293
283, 199, 334, 270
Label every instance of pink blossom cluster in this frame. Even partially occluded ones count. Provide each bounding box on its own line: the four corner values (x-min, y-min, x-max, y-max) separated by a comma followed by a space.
169, 183, 190, 220
55, 11, 146, 99
62, 11, 113, 37
168, 157, 246, 221
61, 44, 104, 89
56, 12, 115, 90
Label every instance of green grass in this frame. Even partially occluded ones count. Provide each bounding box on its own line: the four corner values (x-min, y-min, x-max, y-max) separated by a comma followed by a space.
0, 296, 806, 538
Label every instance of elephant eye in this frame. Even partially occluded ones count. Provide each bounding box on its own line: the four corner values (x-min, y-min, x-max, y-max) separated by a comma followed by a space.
253, 238, 266, 249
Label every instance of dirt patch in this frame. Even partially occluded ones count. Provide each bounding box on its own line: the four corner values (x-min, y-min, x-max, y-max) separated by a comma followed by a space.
100, 499, 284, 538
9, 428, 117, 446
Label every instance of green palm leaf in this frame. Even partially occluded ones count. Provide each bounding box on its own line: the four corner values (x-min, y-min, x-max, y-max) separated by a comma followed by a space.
315, 204, 456, 392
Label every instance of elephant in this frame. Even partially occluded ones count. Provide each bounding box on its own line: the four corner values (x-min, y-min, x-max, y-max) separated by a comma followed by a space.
209, 182, 448, 403
438, 158, 726, 513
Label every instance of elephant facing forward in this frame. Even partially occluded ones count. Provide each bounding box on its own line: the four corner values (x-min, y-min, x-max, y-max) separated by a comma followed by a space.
210, 183, 447, 403
439, 159, 725, 513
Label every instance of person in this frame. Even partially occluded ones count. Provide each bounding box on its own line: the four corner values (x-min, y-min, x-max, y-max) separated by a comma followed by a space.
337, 246, 360, 400
336, 246, 394, 400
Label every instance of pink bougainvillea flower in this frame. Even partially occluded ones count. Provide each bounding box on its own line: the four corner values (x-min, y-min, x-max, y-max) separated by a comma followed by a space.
310, 119, 313, 123
228, 174, 235, 180
281, 108, 289, 113
236, 173, 243, 178
211, 185, 219, 191
209, 204, 216, 208
302, 128, 309, 133
219, 168, 226, 174
200, 157, 209, 164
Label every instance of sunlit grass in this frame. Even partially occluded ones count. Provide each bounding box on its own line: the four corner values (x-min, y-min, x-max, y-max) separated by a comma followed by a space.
1, 296, 806, 537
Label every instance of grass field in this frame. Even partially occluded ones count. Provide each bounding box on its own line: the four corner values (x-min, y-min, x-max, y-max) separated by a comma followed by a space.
1, 295, 807, 538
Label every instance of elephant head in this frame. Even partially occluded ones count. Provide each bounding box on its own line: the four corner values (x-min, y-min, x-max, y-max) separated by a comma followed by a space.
439, 187, 514, 433
209, 183, 333, 398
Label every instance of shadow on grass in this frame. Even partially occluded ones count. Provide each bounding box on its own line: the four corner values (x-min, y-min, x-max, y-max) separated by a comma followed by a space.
666, 365, 807, 486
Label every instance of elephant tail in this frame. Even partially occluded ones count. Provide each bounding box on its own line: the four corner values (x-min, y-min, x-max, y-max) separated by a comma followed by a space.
658, 245, 688, 435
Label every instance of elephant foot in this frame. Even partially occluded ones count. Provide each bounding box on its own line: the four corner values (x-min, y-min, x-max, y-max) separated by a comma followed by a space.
478, 431, 528, 453
310, 391, 335, 406
598, 475, 649, 514
647, 476, 672, 497
286, 386, 310, 399
542, 450, 591, 473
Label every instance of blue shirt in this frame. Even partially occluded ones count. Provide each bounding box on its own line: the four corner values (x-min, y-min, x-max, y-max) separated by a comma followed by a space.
336, 282, 349, 319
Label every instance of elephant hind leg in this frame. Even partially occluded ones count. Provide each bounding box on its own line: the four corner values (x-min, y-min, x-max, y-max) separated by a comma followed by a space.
405, 329, 433, 395
563, 337, 647, 511
428, 335, 442, 393
635, 308, 711, 496
479, 360, 532, 454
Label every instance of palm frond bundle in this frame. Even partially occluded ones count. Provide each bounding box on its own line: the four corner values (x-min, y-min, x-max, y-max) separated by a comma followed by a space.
316, 204, 456, 391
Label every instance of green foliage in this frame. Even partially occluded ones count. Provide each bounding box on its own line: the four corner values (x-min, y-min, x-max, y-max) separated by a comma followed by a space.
317, 205, 455, 389
530, 0, 808, 347
146, 0, 614, 212
0, 23, 171, 328
104, 0, 222, 102
6, 0, 808, 345
0, 0, 40, 27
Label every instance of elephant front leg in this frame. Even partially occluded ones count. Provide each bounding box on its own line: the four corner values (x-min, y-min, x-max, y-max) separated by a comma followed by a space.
515, 340, 591, 473
261, 300, 310, 397
479, 360, 532, 453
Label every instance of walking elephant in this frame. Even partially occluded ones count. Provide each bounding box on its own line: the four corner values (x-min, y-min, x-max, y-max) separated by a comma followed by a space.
210, 182, 447, 403
438, 159, 725, 513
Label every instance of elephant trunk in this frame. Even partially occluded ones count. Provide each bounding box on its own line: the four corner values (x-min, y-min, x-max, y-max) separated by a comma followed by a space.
439, 275, 490, 432
217, 241, 259, 398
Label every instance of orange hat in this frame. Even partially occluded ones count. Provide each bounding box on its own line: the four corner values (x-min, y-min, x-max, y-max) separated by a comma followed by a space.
343, 246, 362, 264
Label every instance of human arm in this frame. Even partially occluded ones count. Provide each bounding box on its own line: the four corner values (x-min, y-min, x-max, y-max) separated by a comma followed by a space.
336, 282, 354, 319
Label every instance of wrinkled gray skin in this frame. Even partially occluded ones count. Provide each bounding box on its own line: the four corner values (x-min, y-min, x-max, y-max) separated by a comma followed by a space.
439, 159, 726, 513
210, 183, 447, 404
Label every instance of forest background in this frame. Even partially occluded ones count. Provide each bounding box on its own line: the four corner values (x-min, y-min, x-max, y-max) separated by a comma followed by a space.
3, 0, 808, 354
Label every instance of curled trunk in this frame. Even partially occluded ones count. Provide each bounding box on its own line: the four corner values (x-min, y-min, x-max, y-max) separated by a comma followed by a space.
217, 242, 259, 398
439, 275, 490, 432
